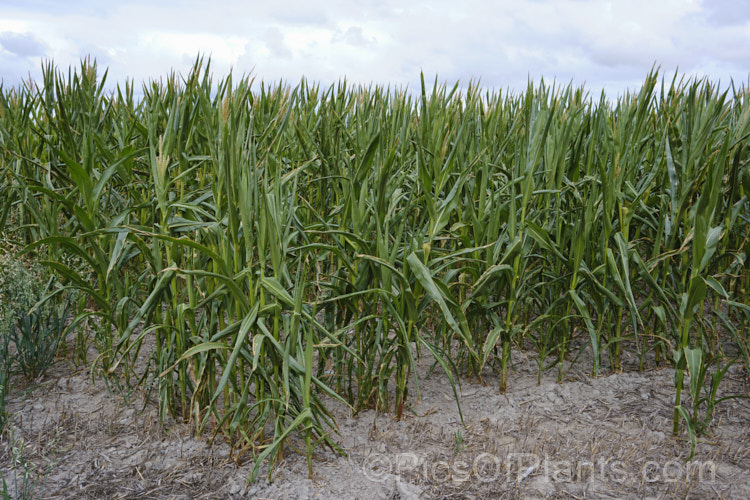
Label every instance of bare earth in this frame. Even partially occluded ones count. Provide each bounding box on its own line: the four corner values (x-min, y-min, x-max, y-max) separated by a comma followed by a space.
2, 345, 749, 499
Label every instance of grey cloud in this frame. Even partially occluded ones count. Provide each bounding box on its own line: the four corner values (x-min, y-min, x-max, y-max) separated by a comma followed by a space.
264, 27, 292, 58
336, 26, 373, 47
0, 32, 48, 58
702, 0, 750, 26
587, 45, 662, 70
0, 52, 39, 87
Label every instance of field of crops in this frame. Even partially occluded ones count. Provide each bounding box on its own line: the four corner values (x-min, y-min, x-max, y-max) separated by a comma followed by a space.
1, 59, 748, 479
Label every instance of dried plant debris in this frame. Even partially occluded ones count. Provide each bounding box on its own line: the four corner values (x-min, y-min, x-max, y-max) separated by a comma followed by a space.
1, 349, 748, 499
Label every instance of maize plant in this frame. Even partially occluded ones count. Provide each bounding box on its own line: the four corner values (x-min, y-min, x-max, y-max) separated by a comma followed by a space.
0, 58, 748, 477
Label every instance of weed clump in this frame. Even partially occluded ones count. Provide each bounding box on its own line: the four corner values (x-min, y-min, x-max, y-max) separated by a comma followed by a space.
0, 251, 74, 414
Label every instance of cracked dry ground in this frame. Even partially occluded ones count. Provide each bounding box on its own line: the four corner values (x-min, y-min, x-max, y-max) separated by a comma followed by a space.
1, 346, 749, 499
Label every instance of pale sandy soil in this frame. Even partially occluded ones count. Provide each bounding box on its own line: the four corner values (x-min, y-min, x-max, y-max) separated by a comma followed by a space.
1, 343, 749, 499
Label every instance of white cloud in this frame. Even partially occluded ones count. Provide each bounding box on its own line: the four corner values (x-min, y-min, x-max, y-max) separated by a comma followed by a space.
0, 0, 746, 97
140, 32, 247, 65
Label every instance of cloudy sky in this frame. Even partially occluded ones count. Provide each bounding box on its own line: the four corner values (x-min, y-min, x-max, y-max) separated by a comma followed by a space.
0, 0, 748, 97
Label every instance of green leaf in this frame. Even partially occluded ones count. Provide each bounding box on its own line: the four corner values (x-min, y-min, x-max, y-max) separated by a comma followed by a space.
110, 268, 176, 372
704, 276, 728, 298
260, 276, 294, 307
473, 264, 513, 296
407, 253, 476, 357
213, 304, 259, 403
159, 342, 229, 377
676, 405, 697, 460
526, 221, 567, 263
570, 289, 599, 375
249, 408, 312, 481
482, 326, 504, 368
683, 347, 704, 400
697, 226, 723, 273
419, 337, 463, 423
682, 276, 707, 320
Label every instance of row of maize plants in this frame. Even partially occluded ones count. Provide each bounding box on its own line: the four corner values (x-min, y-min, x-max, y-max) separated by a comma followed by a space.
1, 59, 748, 473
